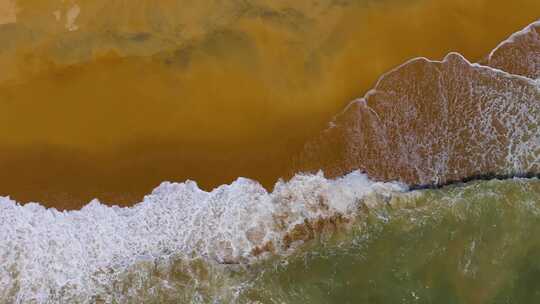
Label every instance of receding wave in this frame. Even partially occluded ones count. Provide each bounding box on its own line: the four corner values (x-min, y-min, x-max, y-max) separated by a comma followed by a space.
295, 22, 540, 186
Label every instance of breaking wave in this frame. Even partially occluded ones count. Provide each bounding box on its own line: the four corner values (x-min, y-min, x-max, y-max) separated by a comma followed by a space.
0, 171, 405, 303
2, 175, 539, 303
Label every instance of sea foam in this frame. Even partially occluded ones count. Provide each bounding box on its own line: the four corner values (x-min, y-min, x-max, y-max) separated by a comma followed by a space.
0, 171, 405, 303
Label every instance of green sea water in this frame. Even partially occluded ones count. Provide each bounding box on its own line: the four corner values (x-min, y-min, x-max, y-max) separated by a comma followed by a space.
100, 178, 540, 303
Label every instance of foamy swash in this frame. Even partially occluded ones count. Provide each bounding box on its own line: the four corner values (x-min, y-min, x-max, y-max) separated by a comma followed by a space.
487, 20, 540, 80
297, 21, 540, 185
1, 20, 540, 304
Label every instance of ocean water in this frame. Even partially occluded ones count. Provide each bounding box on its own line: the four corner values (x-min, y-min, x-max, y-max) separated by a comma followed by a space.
242, 178, 540, 304
0, 1, 539, 303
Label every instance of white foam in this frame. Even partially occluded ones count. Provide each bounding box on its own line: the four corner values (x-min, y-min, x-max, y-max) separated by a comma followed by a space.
487, 20, 540, 80
488, 20, 540, 61
0, 171, 405, 303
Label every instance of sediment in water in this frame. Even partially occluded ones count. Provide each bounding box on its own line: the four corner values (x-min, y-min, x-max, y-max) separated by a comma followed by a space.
295, 22, 540, 186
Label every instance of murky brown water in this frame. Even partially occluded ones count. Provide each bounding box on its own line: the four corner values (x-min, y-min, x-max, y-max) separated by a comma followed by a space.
1, 0, 539, 209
